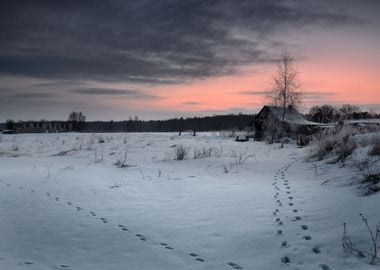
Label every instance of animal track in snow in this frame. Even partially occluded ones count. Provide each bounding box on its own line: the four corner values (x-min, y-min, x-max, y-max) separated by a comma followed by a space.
67, 201, 72, 206
312, 247, 321, 254
100, 217, 108, 223
281, 241, 288, 247
75, 206, 82, 211
227, 262, 243, 269
319, 263, 334, 270
90, 211, 96, 216
280, 256, 291, 264
55, 197, 59, 201
303, 235, 312, 240
301, 225, 308, 230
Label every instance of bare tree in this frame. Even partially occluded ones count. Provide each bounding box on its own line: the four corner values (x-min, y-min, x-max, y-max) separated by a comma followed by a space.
267, 51, 302, 147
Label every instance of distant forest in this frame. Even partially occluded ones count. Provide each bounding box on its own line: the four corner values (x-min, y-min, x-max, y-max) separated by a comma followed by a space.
84, 114, 255, 133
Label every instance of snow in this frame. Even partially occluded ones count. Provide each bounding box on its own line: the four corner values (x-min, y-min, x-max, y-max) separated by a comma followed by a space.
264, 106, 324, 126
0, 132, 379, 270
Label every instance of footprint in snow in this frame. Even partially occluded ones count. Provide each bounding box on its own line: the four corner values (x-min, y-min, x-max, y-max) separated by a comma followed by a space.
289, 203, 294, 206
280, 256, 291, 264
286, 186, 291, 189
293, 209, 298, 213
189, 253, 198, 257
6, 183, 10, 186
281, 241, 288, 247
303, 235, 312, 240
90, 211, 96, 216
301, 225, 308, 230
136, 234, 147, 241
24, 261, 34, 265
55, 197, 59, 201
277, 230, 283, 235
46, 192, 50, 196
319, 263, 335, 270
312, 247, 321, 254
288, 196, 293, 200
31, 189, 35, 193
54, 265, 70, 269
227, 262, 243, 269
67, 201, 72, 206
100, 218, 108, 223
286, 191, 291, 194
76, 206, 82, 211
294, 216, 302, 221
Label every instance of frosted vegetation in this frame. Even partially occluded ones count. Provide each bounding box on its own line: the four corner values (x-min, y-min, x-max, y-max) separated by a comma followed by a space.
0, 131, 378, 269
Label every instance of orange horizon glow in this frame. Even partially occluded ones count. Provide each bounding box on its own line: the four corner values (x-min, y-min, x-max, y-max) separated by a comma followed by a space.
112, 58, 380, 114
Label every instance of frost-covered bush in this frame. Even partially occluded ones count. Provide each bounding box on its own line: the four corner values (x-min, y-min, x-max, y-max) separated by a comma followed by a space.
174, 144, 187, 160
193, 146, 214, 159
229, 150, 253, 165
369, 136, 380, 156
311, 126, 356, 163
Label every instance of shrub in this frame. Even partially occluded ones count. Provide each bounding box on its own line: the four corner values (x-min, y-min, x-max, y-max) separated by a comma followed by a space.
230, 150, 253, 165
193, 146, 214, 159
114, 150, 132, 168
311, 126, 356, 163
174, 144, 187, 160
369, 137, 380, 156
342, 213, 379, 265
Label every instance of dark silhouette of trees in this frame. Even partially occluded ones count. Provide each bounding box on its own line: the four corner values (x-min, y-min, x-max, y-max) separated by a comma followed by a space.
68, 111, 86, 131
308, 104, 338, 123
5, 119, 15, 130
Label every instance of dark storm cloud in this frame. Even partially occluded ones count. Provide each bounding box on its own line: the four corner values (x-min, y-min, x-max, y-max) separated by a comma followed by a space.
9, 92, 55, 99
70, 87, 163, 99
0, 0, 361, 83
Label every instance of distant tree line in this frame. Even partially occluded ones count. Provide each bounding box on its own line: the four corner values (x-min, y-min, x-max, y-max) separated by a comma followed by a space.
84, 114, 255, 133
307, 104, 380, 123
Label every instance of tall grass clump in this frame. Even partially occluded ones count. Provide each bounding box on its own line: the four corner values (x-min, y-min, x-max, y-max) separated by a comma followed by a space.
174, 144, 187, 160
311, 125, 356, 164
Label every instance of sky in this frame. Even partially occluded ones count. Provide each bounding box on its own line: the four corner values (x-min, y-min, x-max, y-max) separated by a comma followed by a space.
0, 0, 379, 121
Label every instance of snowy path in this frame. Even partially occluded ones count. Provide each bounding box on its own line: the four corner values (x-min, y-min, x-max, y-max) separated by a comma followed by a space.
0, 133, 378, 269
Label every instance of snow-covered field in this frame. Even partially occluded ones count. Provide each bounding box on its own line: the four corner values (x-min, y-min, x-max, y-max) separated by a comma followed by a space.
0, 132, 378, 270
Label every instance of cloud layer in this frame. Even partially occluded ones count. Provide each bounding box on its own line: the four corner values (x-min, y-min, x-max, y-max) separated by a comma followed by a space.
0, 0, 360, 83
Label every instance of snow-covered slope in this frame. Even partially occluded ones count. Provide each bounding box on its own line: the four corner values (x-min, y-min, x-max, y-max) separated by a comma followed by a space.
0, 132, 378, 269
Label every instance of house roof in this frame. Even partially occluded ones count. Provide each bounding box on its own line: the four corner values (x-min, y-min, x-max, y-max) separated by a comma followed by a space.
258, 106, 326, 126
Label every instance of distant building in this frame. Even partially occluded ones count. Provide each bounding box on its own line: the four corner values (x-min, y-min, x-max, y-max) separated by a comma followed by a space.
15, 121, 73, 133
254, 106, 329, 141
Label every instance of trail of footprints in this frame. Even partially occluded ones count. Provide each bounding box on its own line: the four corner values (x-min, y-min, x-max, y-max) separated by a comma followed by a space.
1, 180, 245, 269
272, 160, 323, 268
